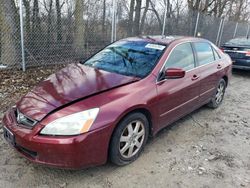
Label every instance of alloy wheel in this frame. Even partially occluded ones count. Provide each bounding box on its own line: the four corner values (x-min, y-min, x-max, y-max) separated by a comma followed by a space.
215, 82, 225, 104
119, 120, 145, 159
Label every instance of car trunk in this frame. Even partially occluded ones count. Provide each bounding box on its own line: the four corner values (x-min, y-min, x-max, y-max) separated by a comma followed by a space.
221, 45, 250, 60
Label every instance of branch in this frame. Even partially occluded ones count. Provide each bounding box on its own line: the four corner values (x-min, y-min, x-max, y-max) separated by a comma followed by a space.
60, 1, 65, 9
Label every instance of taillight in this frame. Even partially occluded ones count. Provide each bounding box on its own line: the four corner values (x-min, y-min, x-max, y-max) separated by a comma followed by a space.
219, 48, 224, 53
244, 49, 250, 56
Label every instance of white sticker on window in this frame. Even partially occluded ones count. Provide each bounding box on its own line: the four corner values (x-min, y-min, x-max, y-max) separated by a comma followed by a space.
145, 43, 166, 50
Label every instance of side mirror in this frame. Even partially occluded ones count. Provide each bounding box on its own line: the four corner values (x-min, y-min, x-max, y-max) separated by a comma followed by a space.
165, 68, 185, 79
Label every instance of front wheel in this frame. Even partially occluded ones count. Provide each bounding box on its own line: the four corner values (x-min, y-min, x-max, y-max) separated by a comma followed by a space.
208, 79, 226, 109
109, 113, 149, 166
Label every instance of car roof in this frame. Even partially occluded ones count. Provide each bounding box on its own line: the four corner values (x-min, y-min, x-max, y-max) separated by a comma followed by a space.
120, 35, 203, 45
223, 37, 250, 46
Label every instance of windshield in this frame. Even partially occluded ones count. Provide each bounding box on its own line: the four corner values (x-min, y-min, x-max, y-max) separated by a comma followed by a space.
225, 38, 250, 46
83, 40, 166, 78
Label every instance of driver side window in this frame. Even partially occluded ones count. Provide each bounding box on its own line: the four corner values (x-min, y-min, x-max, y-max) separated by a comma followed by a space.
165, 43, 195, 71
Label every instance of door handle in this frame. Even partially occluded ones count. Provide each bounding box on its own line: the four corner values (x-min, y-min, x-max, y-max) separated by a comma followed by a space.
217, 64, 222, 69
192, 74, 199, 81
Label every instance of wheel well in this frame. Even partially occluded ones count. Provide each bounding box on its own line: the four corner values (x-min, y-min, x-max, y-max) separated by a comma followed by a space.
107, 108, 153, 161
110, 108, 153, 141
127, 108, 153, 136
117, 108, 153, 137
222, 76, 228, 87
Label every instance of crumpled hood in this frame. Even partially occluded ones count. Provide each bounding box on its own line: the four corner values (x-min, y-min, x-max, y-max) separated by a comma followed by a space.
17, 63, 138, 121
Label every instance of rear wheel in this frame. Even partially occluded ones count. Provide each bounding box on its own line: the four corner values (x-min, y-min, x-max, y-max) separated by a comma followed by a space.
208, 79, 226, 108
109, 113, 149, 166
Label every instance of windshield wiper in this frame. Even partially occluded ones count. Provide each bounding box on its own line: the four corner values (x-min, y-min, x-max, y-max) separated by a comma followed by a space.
109, 47, 135, 65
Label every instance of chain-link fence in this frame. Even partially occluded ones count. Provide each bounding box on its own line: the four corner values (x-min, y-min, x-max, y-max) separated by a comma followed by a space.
0, 0, 249, 71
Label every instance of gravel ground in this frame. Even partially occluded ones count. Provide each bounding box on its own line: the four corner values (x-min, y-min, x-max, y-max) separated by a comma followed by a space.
0, 68, 250, 188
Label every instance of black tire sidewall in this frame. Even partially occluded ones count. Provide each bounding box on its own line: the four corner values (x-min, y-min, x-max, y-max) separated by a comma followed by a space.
209, 79, 226, 108
109, 112, 149, 166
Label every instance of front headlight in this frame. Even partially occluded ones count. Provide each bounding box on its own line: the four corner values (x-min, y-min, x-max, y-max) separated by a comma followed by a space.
40, 108, 99, 136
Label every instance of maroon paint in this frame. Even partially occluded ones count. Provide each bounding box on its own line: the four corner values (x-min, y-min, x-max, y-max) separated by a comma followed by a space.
17, 64, 139, 121
2, 37, 232, 169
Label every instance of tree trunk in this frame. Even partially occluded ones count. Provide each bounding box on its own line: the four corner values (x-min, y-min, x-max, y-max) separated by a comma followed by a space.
0, 0, 20, 66
31, 0, 41, 55
23, 0, 31, 36
187, 0, 197, 35
0, 18, 1, 62
47, 0, 53, 48
165, 0, 172, 35
32, 0, 40, 34
56, 0, 63, 43
66, 1, 73, 44
102, 0, 106, 37
128, 0, 135, 36
234, 0, 244, 21
73, 0, 85, 59
149, 0, 162, 31
133, 0, 142, 36
140, 0, 150, 34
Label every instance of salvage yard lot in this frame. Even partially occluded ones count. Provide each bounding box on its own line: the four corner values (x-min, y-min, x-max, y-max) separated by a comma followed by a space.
0, 67, 250, 188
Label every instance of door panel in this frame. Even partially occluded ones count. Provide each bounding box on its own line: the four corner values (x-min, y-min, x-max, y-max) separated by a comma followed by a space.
156, 69, 200, 129
198, 63, 221, 103
155, 42, 203, 130
192, 42, 223, 104
155, 42, 201, 129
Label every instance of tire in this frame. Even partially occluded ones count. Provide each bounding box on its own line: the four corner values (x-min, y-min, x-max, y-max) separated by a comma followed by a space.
207, 79, 226, 109
109, 112, 149, 166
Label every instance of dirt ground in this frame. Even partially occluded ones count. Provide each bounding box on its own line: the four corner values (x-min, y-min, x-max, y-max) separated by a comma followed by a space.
0, 67, 250, 188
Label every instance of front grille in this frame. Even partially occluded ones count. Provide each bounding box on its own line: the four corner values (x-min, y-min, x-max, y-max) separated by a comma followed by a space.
15, 109, 37, 128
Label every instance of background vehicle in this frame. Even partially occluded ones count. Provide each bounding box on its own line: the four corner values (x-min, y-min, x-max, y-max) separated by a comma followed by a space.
221, 37, 250, 70
2, 36, 232, 169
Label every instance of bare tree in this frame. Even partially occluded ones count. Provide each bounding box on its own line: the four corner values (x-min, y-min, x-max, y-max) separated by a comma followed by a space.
187, 0, 201, 11
128, 0, 135, 36
43, 0, 53, 47
133, 0, 142, 35
73, 0, 85, 58
56, 0, 65, 43
102, 0, 106, 36
0, 0, 20, 66
149, 0, 162, 30
186, 0, 250, 21
23, 0, 31, 35
231, 0, 249, 21
31, 0, 41, 54
65, 0, 73, 43
140, 0, 150, 33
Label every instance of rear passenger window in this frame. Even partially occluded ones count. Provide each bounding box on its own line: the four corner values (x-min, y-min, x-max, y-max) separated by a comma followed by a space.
194, 42, 215, 65
212, 47, 221, 60
165, 43, 195, 71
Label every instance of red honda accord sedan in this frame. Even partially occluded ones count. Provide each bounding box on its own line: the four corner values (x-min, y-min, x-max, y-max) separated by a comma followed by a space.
2, 36, 232, 169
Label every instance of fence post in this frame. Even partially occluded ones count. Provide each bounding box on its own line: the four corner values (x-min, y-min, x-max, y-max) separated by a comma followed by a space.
216, 18, 223, 46
111, 0, 117, 42
218, 18, 225, 46
19, 0, 26, 71
194, 11, 200, 37
233, 22, 238, 38
161, 3, 167, 37
246, 24, 250, 38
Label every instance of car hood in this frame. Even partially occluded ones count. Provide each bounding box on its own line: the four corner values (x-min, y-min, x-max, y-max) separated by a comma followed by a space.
17, 63, 139, 121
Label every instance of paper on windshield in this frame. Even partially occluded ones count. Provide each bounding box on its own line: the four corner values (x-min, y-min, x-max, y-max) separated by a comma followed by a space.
145, 43, 166, 50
